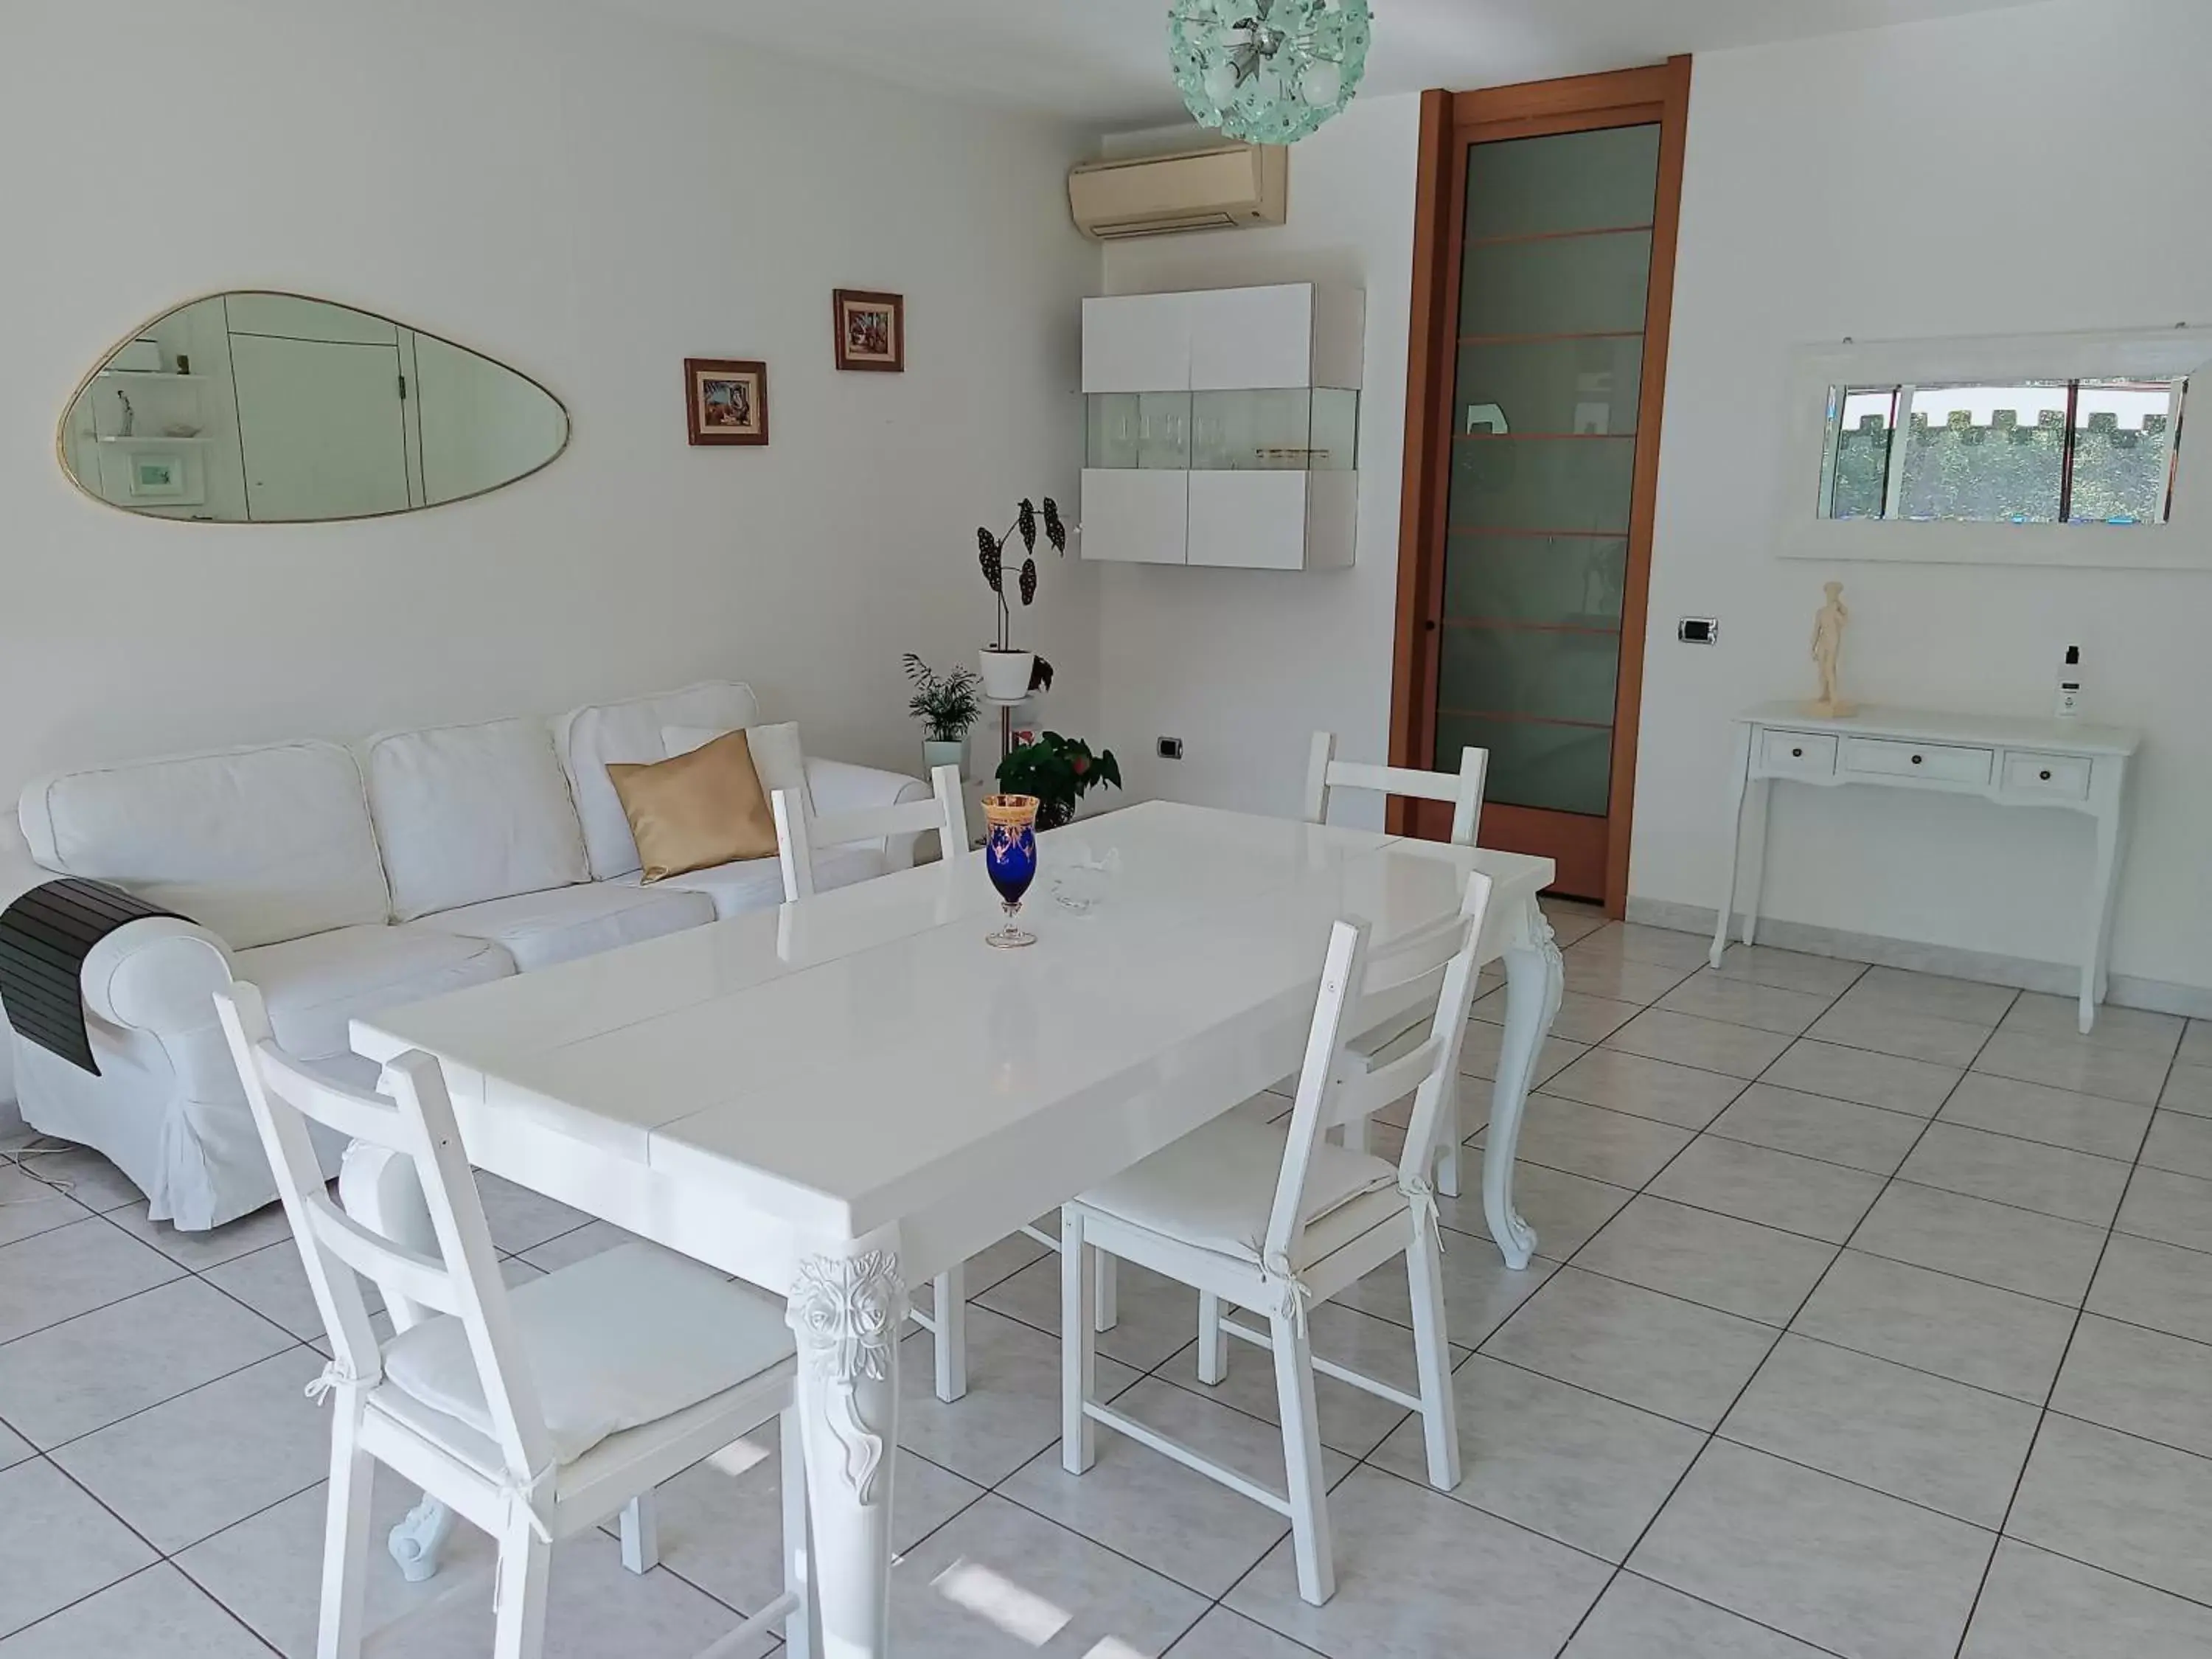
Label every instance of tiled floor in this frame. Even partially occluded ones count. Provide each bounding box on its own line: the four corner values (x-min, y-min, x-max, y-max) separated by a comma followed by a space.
4, 906, 2212, 1656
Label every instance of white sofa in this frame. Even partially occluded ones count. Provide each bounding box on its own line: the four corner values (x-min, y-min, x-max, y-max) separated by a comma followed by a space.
7, 681, 926, 1229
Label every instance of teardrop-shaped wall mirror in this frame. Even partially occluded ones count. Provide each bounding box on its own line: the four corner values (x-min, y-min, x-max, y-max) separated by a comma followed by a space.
59, 291, 569, 522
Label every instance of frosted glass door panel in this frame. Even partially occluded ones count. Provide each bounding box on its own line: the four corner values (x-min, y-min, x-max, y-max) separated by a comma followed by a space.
1463, 125, 1663, 239
1444, 535, 1627, 625
1449, 437, 1637, 532
1455, 337, 1644, 437
1439, 625, 1620, 730
1440, 120, 1660, 822
1435, 715, 1615, 816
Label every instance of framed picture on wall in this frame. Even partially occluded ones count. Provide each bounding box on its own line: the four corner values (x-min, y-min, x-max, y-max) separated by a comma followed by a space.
684, 358, 769, 446
832, 290, 904, 372
126, 452, 187, 499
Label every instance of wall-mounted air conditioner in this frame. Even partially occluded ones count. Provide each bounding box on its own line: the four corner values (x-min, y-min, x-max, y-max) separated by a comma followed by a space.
1067, 142, 1287, 240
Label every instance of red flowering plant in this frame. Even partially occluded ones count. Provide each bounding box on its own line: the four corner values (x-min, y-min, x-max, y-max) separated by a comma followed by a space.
995, 731, 1121, 831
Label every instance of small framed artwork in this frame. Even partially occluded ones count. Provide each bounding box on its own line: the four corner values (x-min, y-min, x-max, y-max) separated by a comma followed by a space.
126, 452, 187, 499
832, 290, 904, 373
684, 358, 769, 446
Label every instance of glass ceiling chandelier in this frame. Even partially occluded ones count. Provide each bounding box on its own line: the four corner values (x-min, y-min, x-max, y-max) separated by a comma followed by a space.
1167, 0, 1373, 145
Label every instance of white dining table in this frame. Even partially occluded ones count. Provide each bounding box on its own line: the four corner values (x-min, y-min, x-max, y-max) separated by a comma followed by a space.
351, 801, 1559, 1658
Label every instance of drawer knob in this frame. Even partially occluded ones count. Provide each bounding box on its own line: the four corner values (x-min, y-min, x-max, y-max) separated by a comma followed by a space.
1910, 754, 1924, 765
2039, 768, 2052, 782
1792, 746, 1804, 758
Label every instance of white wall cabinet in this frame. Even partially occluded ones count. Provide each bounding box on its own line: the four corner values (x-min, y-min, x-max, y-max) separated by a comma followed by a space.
1081, 283, 1362, 571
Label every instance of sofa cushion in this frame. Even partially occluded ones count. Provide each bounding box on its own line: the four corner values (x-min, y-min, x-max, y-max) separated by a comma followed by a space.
556, 683, 761, 881
661, 720, 810, 815
411, 881, 712, 972
611, 844, 882, 921
365, 719, 591, 922
233, 925, 513, 1063
18, 741, 387, 950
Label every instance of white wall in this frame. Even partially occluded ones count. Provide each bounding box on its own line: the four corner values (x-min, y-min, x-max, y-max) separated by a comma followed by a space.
1638, 0, 2212, 998
1096, 95, 1421, 826
0, 0, 1099, 1107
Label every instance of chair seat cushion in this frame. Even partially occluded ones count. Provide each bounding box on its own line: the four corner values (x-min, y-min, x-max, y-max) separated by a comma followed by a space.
1077, 1116, 1399, 1267
611, 845, 883, 921
409, 881, 713, 972
232, 925, 514, 1064
379, 1242, 795, 1467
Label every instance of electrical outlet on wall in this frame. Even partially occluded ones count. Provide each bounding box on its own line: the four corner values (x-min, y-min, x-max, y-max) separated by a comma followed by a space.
1156, 737, 1183, 760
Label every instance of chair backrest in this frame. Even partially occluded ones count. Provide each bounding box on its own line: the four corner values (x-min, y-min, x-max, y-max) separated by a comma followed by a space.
1304, 731, 1488, 847
1265, 869, 1495, 1270
214, 981, 554, 1484
771, 763, 967, 902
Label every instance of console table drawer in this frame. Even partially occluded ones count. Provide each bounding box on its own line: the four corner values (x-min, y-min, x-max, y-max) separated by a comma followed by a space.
1760, 729, 1836, 777
1839, 736, 1994, 785
2003, 751, 2092, 801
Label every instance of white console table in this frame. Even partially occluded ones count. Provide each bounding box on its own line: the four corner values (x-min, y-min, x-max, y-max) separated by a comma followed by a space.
1711, 703, 2140, 1032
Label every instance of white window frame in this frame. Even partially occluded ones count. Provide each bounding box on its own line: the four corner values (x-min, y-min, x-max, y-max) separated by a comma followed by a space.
1776, 327, 2212, 569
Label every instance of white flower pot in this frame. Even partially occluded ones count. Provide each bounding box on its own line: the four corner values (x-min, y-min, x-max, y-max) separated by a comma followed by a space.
978, 648, 1034, 701
922, 738, 966, 779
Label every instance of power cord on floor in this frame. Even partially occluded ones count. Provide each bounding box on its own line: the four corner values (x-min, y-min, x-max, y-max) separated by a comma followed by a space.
0, 1136, 79, 1203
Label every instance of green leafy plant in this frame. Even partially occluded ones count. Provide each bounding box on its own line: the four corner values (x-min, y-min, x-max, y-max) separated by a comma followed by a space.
901, 654, 982, 742
996, 731, 1121, 830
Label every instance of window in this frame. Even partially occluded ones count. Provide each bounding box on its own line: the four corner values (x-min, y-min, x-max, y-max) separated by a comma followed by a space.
1817, 377, 2186, 526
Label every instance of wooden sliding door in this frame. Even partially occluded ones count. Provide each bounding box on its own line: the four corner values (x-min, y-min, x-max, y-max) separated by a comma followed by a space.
1391, 60, 1689, 908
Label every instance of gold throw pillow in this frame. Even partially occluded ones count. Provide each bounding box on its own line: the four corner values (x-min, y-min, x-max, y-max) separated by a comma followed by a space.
607, 728, 778, 882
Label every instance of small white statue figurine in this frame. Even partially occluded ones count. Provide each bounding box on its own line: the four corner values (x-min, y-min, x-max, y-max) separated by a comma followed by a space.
1808, 580, 1856, 717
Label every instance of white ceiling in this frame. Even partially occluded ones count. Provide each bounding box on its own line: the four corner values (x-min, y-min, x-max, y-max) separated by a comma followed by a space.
602, 0, 2056, 128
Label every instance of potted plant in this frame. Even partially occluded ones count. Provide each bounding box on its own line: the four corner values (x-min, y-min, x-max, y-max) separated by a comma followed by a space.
996, 731, 1121, 831
977, 495, 1067, 700
901, 654, 981, 776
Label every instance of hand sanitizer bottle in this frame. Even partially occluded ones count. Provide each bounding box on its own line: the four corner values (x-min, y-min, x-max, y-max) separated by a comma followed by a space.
2055, 645, 2082, 719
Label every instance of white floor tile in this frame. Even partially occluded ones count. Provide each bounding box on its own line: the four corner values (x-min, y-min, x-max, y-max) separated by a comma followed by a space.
1371, 1354, 1703, 1562
2138, 1108, 2212, 1180
1559, 950, 1700, 1006
1334, 1237, 1556, 1349
1761, 1039, 1961, 1116
1002, 1377, 1352, 1596
1458, 1023, 1586, 1086
1841, 967, 2017, 1028
2163, 1060, 2212, 1116
0, 1277, 295, 1448
1896, 1123, 2131, 1227
2085, 1232, 2212, 1345
1720, 1334, 2039, 1527
1936, 1072, 2152, 1161
1655, 970, 1834, 1037
203, 1239, 381, 1342
1629, 1439, 1993, 1659
0, 1458, 158, 1639
1563, 1572, 1832, 1658
0, 1563, 269, 1659
0, 1167, 89, 1251
107, 1201, 295, 1271
1646, 1135, 1883, 1244
2006, 1414, 2212, 1606
1473, 986, 1641, 1045
1541, 1049, 1747, 1130
1226, 1465, 1610, 1659
1705, 1083, 1926, 1175
894, 1306, 1140, 1487
1165, 1605, 1325, 1657
1975, 1029, 2170, 1107
1804, 998, 1989, 1068
1851, 1180, 2106, 1306
979, 1254, 1196, 1373
1791, 1251, 2076, 1404
2050, 1313, 2212, 1460
1961, 1538, 2212, 1659
888, 1492, 1208, 1658
1484, 1096, 1693, 1188
1709, 944, 1867, 999
1573, 1197, 1836, 1326
1604, 1010, 1793, 1080
50, 1349, 333, 1554
2115, 1165, 2212, 1253
2000, 991, 2183, 1057
1484, 1268, 1778, 1431
0, 1219, 184, 1346
472, 1171, 593, 1255
0, 1422, 29, 1472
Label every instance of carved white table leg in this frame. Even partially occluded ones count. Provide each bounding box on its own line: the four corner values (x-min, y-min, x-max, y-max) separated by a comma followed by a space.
1481, 900, 1564, 1270
787, 1246, 905, 1659
388, 1492, 455, 1582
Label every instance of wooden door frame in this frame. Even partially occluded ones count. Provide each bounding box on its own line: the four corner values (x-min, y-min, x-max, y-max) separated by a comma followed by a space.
1388, 57, 1692, 916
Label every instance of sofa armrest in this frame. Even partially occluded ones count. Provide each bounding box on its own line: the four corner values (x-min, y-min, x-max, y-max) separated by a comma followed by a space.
802, 757, 932, 870
80, 917, 236, 1037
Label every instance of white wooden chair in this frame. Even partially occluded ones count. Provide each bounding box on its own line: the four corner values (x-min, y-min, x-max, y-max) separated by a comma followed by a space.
771, 762, 968, 906
1304, 731, 1490, 1195
215, 981, 813, 1659
1059, 871, 1495, 1606
771, 764, 1114, 1405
